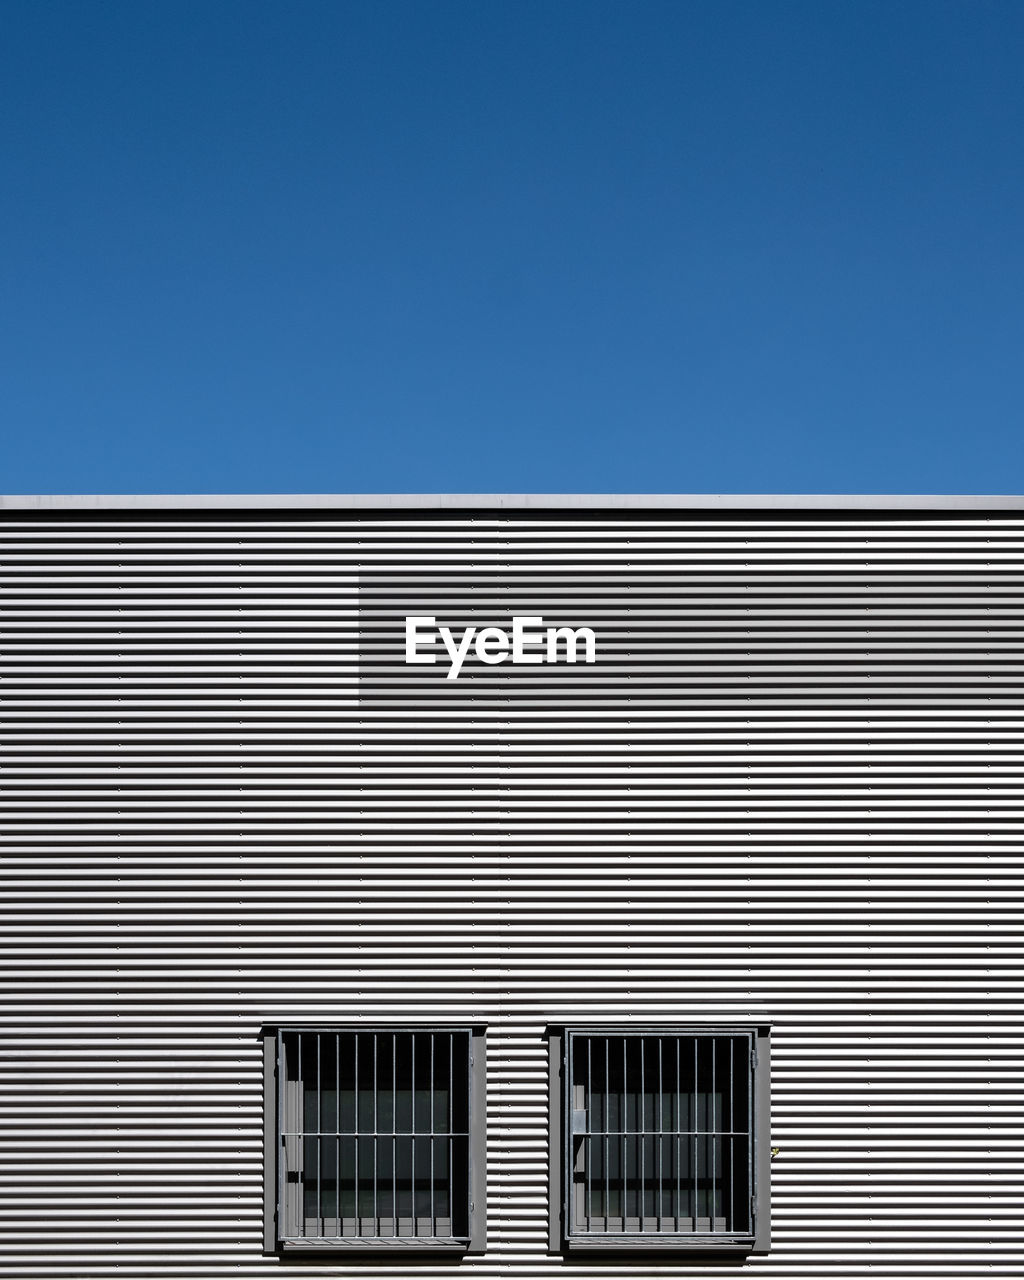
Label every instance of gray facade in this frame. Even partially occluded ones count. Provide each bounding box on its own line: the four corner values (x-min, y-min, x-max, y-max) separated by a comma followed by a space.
2, 496, 1023, 1278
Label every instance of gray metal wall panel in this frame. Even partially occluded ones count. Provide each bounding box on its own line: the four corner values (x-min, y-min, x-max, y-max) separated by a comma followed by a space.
1, 511, 1022, 1278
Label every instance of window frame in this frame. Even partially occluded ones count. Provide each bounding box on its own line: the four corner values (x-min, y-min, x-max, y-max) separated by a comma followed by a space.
547, 1025, 770, 1256
263, 1025, 486, 1255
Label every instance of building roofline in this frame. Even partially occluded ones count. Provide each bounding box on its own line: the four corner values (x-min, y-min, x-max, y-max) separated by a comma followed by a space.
2, 493, 1024, 511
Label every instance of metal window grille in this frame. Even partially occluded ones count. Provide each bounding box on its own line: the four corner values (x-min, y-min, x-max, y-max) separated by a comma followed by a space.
566, 1032, 754, 1239
278, 1030, 472, 1243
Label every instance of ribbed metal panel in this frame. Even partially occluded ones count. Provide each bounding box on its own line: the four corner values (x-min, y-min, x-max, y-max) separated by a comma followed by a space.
1, 509, 1023, 1278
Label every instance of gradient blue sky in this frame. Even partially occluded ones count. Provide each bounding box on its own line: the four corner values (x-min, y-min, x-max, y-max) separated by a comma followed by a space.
2, 0, 1023, 494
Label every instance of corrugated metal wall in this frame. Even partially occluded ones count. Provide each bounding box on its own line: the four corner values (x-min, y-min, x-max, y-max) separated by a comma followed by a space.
2, 508, 1023, 1279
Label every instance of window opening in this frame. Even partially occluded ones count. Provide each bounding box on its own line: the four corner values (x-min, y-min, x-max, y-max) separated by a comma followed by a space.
278, 1029, 472, 1243
566, 1031, 753, 1239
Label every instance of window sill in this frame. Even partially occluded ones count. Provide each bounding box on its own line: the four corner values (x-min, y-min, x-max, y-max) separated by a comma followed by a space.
564, 1234, 756, 1255
279, 1236, 470, 1254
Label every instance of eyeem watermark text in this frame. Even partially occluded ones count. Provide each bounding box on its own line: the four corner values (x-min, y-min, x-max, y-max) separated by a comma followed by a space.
405, 615, 597, 680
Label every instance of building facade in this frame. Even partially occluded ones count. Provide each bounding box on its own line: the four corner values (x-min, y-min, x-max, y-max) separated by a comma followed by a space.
1, 494, 1023, 1279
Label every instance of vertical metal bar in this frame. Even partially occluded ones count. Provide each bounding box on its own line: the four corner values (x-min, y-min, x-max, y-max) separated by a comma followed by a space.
392, 1033, 397, 1236
729, 1037, 734, 1231
657, 1037, 663, 1225
585, 1036, 591, 1230
621, 1036, 626, 1228
430, 1033, 435, 1235
316, 1035, 322, 1236
449, 1031, 454, 1235
335, 1031, 341, 1233
692, 1037, 698, 1227
297, 1032, 304, 1236
639, 1037, 645, 1230
410, 1033, 416, 1235
675, 1036, 681, 1229
373, 1034, 378, 1233
711, 1037, 716, 1230
354, 1034, 359, 1229
604, 1037, 609, 1229
621, 1035, 627, 1227
337, 1029, 343, 1228
391, 1029, 396, 1239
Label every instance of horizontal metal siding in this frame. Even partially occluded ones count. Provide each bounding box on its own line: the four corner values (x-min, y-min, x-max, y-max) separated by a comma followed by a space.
1, 512, 1023, 1278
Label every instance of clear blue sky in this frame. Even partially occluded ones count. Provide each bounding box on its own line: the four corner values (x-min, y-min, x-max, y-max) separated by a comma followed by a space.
2, 0, 1023, 494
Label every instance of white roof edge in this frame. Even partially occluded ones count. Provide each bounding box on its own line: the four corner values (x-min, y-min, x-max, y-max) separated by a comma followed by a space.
2, 493, 1024, 511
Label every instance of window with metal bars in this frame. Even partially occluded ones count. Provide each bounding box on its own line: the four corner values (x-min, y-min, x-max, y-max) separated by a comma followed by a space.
551, 1027, 770, 1254
267, 1028, 484, 1253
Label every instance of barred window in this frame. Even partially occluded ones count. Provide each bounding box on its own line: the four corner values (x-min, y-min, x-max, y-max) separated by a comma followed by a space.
552, 1027, 769, 1254
268, 1028, 484, 1253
